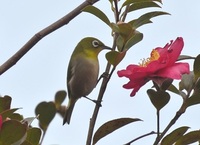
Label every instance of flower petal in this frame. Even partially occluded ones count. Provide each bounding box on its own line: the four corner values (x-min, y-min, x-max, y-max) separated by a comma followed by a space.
123, 79, 148, 96
155, 62, 189, 79
156, 37, 184, 66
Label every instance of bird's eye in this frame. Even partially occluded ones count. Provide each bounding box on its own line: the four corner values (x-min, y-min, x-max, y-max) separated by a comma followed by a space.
92, 40, 99, 48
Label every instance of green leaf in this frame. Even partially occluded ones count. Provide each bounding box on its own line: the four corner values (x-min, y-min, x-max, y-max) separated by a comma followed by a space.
82, 5, 110, 26
186, 78, 200, 107
92, 118, 141, 145
0, 120, 27, 145
122, 0, 162, 7
35, 101, 56, 131
193, 54, 200, 80
54, 90, 67, 109
106, 51, 126, 67
116, 35, 125, 51
179, 71, 195, 92
124, 31, 143, 50
1, 108, 20, 120
167, 84, 180, 95
147, 89, 170, 111
177, 55, 195, 61
160, 78, 173, 91
128, 2, 161, 12
9, 113, 23, 121
23, 128, 41, 145
186, 94, 200, 107
0, 95, 11, 113
175, 130, 200, 145
161, 126, 190, 145
129, 11, 169, 29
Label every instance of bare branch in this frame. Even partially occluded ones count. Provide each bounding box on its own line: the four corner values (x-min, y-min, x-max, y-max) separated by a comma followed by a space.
0, 0, 99, 75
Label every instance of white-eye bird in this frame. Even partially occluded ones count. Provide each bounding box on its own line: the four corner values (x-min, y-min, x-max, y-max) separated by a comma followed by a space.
63, 37, 111, 125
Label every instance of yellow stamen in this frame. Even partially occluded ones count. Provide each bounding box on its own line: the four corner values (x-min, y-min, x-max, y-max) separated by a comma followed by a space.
139, 49, 160, 67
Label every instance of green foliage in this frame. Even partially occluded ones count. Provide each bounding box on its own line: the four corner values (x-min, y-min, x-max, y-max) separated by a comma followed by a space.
147, 89, 170, 111
0, 95, 11, 113
35, 101, 56, 131
54, 90, 67, 110
0, 95, 41, 145
82, 5, 111, 26
175, 130, 200, 145
161, 126, 190, 145
106, 51, 126, 67
21, 128, 41, 145
179, 72, 195, 93
127, 2, 161, 12
129, 11, 169, 29
93, 118, 141, 145
193, 54, 200, 80
0, 120, 27, 145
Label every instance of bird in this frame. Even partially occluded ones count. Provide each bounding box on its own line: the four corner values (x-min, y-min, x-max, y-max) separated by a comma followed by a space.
63, 37, 111, 125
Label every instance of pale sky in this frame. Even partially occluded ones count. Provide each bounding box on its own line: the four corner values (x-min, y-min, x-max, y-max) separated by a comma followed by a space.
0, 0, 200, 145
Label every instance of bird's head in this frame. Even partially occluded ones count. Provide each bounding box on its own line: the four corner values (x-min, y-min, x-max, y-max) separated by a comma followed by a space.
75, 37, 111, 57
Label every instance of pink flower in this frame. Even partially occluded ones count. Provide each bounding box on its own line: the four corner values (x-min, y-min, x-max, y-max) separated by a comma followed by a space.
0, 115, 2, 130
118, 37, 189, 96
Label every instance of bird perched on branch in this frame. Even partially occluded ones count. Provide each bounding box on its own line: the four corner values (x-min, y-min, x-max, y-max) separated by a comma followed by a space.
63, 37, 111, 125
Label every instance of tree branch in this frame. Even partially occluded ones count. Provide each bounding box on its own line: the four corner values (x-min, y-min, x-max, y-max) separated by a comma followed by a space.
0, 0, 99, 75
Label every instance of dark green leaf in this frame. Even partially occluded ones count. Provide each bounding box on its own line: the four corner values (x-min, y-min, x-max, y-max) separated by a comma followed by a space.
177, 55, 195, 61
122, 0, 162, 7
116, 35, 125, 51
106, 51, 126, 67
160, 78, 173, 91
54, 90, 67, 109
129, 11, 169, 29
1, 108, 20, 120
167, 84, 180, 95
147, 89, 170, 111
24, 128, 41, 145
179, 72, 195, 92
93, 118, 141, 145
9, 113, 23, 121
0, 120, 27, 145
82, 5, 110, 26
35, 101, 56, 131
128, 2, 161, 12
175, 130, 200, 145
186, 94, 200, 107
0, 95, 11, 113
161, 126, 190, 145
193, 54, 200, 80
124, 31, 143, 50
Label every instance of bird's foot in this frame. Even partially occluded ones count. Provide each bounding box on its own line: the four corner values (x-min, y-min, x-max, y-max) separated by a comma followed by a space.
83, 96, 102, 107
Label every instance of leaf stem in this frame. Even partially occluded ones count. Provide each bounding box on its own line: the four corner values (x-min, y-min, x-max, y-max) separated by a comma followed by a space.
153, 102, 187, 145
156, 110, 160, 141
124, 131, 157, 145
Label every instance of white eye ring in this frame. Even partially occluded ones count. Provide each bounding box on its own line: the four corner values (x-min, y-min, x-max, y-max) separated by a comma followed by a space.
92, 40, 99, 48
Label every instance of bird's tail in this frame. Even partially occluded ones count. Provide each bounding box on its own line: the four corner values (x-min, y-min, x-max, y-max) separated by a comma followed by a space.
63, 98, 76, 125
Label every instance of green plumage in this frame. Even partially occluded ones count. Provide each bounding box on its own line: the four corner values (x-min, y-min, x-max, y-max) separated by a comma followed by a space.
63, 37, 110, 125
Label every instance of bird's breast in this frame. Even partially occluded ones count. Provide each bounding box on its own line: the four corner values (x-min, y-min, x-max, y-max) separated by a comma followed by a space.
68, 57, 99, 99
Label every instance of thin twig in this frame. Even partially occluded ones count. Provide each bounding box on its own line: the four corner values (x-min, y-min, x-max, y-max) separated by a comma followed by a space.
113, 0, 119, 22
86, 35, 117, 145
124, 131, 157, 145
153, 102, 187, 145
156, 110, 160, 141
0, 0, 99, 75
120, 5, 130, 22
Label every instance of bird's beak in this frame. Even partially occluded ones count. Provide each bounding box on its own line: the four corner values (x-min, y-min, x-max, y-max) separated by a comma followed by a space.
102, 45, 112, 50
